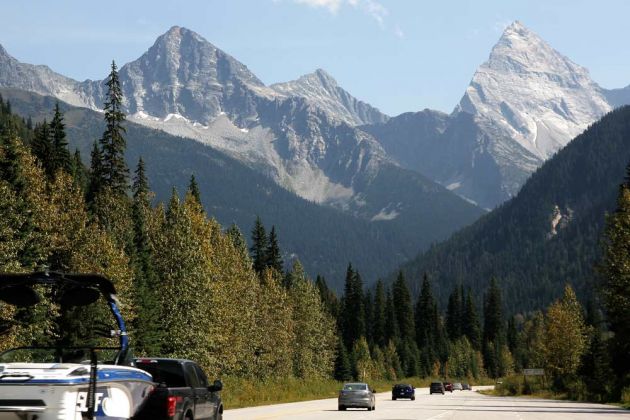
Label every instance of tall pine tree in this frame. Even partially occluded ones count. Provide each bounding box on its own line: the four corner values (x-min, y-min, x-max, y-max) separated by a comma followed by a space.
49, 102, 71, 176
392, 271, 415, 341
99, 60, 128, 194
250, 216, 268, 274
340, 264, 365, 349
187, 174, 201, 205
446, 285, 463, 341
463, 289, 482, 349
130, 157, 161, 355
315, 275, 339, 318
266, 226, 283, 273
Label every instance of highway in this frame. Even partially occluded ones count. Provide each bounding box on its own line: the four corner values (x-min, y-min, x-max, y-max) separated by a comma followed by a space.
224, 386, 630, 419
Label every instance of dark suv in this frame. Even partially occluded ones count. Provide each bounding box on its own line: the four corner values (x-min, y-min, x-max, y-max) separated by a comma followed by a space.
392, 383, 415, 400
430, 382, 445, 395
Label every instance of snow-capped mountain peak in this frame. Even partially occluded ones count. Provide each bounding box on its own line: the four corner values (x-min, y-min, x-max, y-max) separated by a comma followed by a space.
457, 20, 611, 161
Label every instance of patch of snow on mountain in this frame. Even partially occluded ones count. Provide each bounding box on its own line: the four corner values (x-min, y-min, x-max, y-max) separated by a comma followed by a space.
371, 204, 400, 221
446, 181, 461, 191
164, 113, 188, 122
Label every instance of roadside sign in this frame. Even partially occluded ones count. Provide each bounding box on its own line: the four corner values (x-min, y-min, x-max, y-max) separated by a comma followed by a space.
524, 368, 544, 376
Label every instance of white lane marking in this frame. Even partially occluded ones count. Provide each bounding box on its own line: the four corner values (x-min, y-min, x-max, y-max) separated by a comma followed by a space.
425, 411, 453, 420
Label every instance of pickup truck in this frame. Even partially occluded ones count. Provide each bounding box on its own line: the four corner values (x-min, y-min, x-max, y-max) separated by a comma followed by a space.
133, 358, 223, 420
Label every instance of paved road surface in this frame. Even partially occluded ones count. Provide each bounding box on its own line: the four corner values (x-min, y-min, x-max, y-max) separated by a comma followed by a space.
224, 386, 629, 419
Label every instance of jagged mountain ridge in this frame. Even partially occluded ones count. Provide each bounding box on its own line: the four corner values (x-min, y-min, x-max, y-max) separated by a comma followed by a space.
271, 68, 389, 126
0, 26, 479, 229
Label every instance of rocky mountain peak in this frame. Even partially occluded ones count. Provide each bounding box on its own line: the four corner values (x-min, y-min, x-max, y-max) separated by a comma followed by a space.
457, 20, 611, 162
116, 26, 270, 123
311, 68, 338, 88
271, 68, 388, 126
488, 20, 585, 77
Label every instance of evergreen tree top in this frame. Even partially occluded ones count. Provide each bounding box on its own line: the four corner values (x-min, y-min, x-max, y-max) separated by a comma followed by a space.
98, 59, 129, 195
132, 157, 150, 199
187, 174, 201, 205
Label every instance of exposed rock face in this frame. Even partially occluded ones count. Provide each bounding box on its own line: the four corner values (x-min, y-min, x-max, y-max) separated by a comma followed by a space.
0, 44, 92, 107
457, 21, 611, 162
117, 26, 271, 126
271, 69, 388, 126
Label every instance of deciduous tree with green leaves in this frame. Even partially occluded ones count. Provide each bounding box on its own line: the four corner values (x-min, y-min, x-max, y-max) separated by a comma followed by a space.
544, 285, 587, 378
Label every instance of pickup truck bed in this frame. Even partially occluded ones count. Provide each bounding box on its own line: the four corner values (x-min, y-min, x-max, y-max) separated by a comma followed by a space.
133, 358, 223, 420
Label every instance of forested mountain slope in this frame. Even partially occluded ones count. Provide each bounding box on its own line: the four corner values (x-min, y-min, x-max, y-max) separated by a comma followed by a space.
1, 88, 482, 288
398, 106, 630, 313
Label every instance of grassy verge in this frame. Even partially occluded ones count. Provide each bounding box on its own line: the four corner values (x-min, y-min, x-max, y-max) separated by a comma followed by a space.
222, 376, 493, 409
483, 375, 630, 410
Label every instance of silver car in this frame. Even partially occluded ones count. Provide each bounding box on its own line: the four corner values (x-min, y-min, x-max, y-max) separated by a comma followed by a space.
338, 382, 376, 411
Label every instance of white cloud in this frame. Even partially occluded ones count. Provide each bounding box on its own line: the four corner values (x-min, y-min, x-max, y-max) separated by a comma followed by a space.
282, 0, 402, 37
360, 0, 388, 27
288, 0, 386, 24
294, 0, 344, 13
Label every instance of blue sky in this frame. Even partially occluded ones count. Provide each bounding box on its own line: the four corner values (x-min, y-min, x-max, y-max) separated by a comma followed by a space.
1, 0, 628, 115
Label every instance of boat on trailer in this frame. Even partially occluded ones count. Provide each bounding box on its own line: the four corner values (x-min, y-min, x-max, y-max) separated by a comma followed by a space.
0, 272, 155, 420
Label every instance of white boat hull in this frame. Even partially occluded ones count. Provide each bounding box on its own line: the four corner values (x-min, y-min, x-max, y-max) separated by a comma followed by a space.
0, 363, 154, 419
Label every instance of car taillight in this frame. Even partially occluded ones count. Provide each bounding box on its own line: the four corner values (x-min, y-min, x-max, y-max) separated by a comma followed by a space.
167, 396, 182, 417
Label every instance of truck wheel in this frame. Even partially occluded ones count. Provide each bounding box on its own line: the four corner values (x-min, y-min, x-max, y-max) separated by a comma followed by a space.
185, 412, 194, 420
338, 405, 346, 411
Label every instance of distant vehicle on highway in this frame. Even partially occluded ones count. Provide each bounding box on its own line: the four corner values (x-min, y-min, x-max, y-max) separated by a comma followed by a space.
392, 383, 415, 400
443, 382, 453, 392
462, 383, 472, 390
453, 382, 463, 391
338, 382, 376, 411
430, 382, 445, 394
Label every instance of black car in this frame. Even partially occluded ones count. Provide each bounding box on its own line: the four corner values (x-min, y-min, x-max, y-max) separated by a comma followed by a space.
392, 383, 415, 400
430, 381, 445, 395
